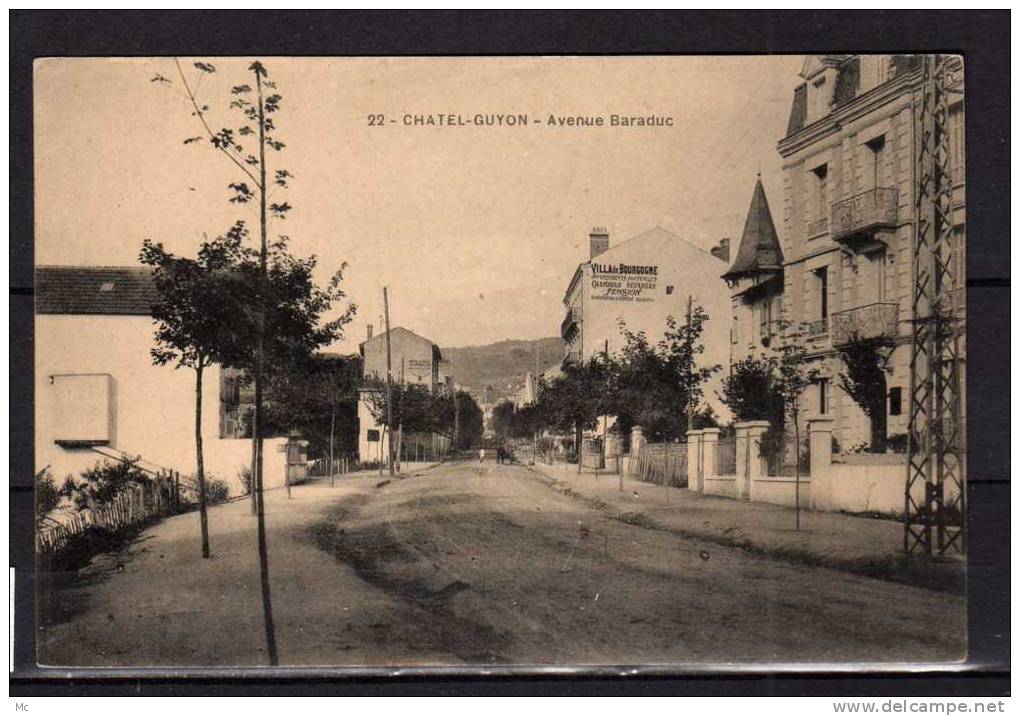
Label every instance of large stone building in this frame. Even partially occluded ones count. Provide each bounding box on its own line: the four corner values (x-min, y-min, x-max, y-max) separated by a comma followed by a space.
356, 325, 452, 462
560, 226, 733, 420
772, 54, 965, 450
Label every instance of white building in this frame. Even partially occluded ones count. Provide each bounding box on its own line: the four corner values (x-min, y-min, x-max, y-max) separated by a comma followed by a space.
356, 326, 452, 462
560, 227, 733, 421
35, 266, 288, 496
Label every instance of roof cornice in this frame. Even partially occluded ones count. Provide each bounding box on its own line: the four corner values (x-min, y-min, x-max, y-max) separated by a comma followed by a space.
777, 68, 920, 158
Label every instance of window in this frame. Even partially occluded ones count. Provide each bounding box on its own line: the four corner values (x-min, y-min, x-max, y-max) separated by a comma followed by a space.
949, 104, 965, 181
811, 164, 829, 225
889, 387, 902, 416
817, 378, 830, 415
367, 429, 381, 442
666, 285, 674, 295
809, 76, 829, 122
220, 367, 254, 439
815, 267, 829, 320
865, 135, 886, 191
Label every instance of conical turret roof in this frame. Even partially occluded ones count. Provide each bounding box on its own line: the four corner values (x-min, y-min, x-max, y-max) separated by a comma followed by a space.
722, 177, 783, 280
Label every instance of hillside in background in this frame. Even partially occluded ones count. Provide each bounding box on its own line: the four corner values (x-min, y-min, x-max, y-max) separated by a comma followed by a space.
443, 337, 563, 401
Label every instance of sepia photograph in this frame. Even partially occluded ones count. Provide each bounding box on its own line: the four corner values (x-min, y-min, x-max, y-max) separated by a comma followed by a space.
29, 50, 971, 672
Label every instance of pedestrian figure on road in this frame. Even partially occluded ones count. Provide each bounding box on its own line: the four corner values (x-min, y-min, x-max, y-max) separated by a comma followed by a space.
478, 447, 485, 463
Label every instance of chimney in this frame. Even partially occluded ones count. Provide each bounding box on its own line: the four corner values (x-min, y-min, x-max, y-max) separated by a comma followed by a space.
589, 226, 609, 260
711, 238, 731, 263
366, 324, 374, 340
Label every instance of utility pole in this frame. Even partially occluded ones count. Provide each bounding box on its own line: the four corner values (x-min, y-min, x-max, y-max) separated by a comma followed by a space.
685, 295, 694, 435
383, 287, 395, 477
905, 54, 966, 557
600, 338, 615, 488
397, 357, 405, 473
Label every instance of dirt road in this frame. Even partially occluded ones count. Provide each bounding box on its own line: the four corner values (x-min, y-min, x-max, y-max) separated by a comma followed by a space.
38, 460, 965, 668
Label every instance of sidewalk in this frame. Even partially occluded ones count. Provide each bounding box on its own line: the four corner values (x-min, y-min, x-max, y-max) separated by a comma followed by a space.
526, 460, 963, 593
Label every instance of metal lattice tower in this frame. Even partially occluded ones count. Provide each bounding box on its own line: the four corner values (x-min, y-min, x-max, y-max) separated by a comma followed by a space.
904, 55, 966, 556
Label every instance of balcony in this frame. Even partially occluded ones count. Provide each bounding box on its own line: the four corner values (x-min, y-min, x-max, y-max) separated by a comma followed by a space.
806, 318, 829, 337
830, 301, 899, 346
561, 306, 582, 340
831, 187, 899, 251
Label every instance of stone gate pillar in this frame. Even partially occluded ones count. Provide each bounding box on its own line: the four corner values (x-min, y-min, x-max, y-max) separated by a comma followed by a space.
630, 425, 646, 456
700, 427, 720, 480
686, 429, 704, 491
807, 415, 835, 509
735, 420, 771, 500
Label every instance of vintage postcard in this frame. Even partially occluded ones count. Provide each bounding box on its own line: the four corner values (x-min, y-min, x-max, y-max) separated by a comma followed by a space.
32, 54, 967, 670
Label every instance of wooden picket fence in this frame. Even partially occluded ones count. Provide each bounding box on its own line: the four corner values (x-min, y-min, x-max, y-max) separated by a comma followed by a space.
629, 442, 688, 488
36, 470, 186, 560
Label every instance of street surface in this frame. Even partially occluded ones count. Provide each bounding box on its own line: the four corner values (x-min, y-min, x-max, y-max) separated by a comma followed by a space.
38, 460, 966, 668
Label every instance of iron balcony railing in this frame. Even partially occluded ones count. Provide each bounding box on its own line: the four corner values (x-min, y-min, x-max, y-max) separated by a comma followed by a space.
561, 306, 582, 340
806, 317, 829, 337
831, 187, 899, 243
830, 301, 899, 346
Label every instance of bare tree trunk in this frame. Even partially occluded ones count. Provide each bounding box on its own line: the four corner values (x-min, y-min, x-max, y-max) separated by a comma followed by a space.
575, 422, 583, 473
794, 410, 801, 532
396, 423, 403, 473
195, 362, 211, 558
253, 65, 279, 666
249, 426, 257, 514
329, 409, 336, 488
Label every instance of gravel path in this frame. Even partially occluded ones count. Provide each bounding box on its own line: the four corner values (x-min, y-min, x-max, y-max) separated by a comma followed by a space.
38, 461, 966, 668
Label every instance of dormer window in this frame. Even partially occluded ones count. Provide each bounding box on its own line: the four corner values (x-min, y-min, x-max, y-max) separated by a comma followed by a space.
808, 76, 829, 122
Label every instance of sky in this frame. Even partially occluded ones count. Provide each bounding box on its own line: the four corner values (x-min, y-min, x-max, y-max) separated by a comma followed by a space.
35, 56, 804, 350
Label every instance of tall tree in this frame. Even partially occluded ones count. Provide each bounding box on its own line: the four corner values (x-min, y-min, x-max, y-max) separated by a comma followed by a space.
141, 223, 250, 559
152, 58, 354, 666
263, 354, 362, 485
837, 335, 893, 452
491, 400, 517, 441
719, 354, 786, 430
538, 355, 615, 470
613, 308, 720, 442
772, 323, 820, 531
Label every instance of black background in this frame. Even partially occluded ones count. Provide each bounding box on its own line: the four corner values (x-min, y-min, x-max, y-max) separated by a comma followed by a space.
9, 9, 1010, 697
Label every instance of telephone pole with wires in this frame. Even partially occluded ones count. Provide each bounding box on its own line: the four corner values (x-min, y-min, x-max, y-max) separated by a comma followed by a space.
904, 54, 966, 557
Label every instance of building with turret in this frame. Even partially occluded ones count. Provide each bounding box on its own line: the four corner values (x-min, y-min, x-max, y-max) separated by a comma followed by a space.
722, 177, 785, 367
769, 53, 965, 451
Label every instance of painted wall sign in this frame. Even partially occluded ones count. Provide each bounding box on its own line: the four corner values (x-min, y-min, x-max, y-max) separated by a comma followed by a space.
591, 262, 659, 302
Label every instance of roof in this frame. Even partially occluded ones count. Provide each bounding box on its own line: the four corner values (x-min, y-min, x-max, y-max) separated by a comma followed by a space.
722, 178, 783, 280
786, 54, 924, 139
36, 266, 159, 316
786, 83, 807, 137
359, 326, 443, 361
563, 226, 723, 304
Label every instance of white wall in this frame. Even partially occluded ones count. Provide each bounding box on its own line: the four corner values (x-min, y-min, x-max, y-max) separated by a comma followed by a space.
750, 476, 812, 508
812, 457, 907, 515
703, 476, 736, 498
572, 228, 732, 422
36, 314, 287, 496
356, 389, 386, 463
